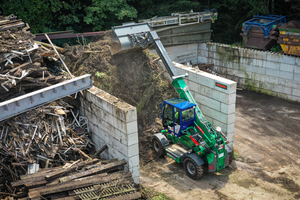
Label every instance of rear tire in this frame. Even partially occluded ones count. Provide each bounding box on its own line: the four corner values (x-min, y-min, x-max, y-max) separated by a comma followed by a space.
152, 137, 165, 157
184, 158, 204, 180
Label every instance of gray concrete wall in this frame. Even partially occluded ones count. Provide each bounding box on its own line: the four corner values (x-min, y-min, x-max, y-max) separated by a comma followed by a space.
80, 86, 139, 183
157, 42, 300, 102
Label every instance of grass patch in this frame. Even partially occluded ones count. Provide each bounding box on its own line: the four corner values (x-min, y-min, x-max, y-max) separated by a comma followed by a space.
140, 186, 172, 200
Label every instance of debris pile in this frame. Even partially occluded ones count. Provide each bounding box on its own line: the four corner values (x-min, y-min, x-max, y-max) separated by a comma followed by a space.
10, 158, 139, 199
0, 14, 66, 102
0, 98, 94, 195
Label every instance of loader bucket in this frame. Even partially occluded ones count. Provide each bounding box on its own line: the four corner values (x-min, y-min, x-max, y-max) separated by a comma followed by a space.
111, 22, 152, 54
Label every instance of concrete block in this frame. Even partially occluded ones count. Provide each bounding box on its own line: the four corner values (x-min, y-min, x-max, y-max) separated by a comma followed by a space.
198, 57, 208, 64
232, 62, 240, 70
191, 72, 215, 89
287, 95, 300, 102
266, 53, 283, 63
198, 43, 207, 50
165, 44, 188, 53
227, 123, 235, 134
273, 85, 292, 95
187, 80, 198, 92
194, 93, 221, 111
126, 121, 138, 134
130, 165, 140, 184
188, 43, 198, 50
198, 49, 208, 58
241, 48, 256, 58
214, 77, 237, 94
199, 85, 229, 103
280, 71, 294, 80
295, 66, 300, 74
265, 61, 280, 70
207, 43, 216, 51
266, 68, 280, 77
255, 51, 267, 60
128, 143, 139, 157
127, 132, 139, 146
281, 55, 296, 65
294, 73, 300, 81
246, 65, 265, 74
221, 103, 235, 114
229, 93, 236, 104
292, 88, 300, 97
125, 108, 137, 122
260, 75, 279, 85
278, 78, 300, 88
280, 63, 295, 72
200, 105, 234, 124
127, 154, 139, 168
114, 117, 126, 133
208, 51, 214, 58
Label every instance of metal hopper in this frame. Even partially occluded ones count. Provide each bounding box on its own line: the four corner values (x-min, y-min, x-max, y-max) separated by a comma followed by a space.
111, 22, 152, 55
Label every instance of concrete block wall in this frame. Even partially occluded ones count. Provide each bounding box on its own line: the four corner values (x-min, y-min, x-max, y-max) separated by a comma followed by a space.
80, 86, 139, 183
157, 60, 237, 147
202, 43, 300, 102
158, 42, 300, 102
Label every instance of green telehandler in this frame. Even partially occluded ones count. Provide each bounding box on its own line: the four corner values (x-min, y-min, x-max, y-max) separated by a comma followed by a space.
111, 22, 233, 179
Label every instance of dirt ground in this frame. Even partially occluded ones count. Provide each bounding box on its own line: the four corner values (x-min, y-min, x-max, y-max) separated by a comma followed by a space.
64, 35, 300, 200
140, 90, 300, 200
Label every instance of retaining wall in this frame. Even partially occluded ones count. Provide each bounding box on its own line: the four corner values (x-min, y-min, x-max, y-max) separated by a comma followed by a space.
158, 43, 300, 102
158, 61, 236, 147
80, 86, 139, 183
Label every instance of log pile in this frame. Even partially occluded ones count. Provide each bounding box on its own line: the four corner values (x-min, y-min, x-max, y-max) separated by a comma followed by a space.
0, 14, 66, 102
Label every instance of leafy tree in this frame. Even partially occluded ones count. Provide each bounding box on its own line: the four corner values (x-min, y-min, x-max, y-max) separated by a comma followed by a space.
84, 0, 138, 31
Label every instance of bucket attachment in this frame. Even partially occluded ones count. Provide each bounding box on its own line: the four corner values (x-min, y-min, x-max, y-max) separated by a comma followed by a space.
111, 22, 152, 54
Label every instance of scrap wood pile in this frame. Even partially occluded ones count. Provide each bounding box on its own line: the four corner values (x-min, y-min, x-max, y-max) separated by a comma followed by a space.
9, 159, 139, 200
0, 98, 137, 199
0, 14, 67, 102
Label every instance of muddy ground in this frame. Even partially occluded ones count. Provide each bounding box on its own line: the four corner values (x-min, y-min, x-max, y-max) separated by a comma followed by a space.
140, 90, 300, 200
64, 35, 300, 200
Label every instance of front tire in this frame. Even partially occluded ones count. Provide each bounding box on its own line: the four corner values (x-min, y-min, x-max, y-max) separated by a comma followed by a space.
184, 158, 204, 180
152, 137, 165, 157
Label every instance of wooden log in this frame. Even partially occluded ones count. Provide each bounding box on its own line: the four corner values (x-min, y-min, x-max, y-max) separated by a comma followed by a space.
72, 147, 92, 160
28, 172, 128, 199
59, 159, 126, 183
35, 41, 65, 53
94, 144, 108, 157
44, 159, 99, 181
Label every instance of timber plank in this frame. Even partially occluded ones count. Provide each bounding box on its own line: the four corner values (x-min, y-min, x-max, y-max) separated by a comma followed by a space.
59, 159, 126, 183
28, 172, 129, 199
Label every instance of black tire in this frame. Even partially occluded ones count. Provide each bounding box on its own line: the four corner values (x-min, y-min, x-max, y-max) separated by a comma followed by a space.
152, 137, 165, 157
183, 158, 204, 180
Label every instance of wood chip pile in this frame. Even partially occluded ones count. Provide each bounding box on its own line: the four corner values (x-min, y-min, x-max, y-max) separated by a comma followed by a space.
0, 14, 66, 102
